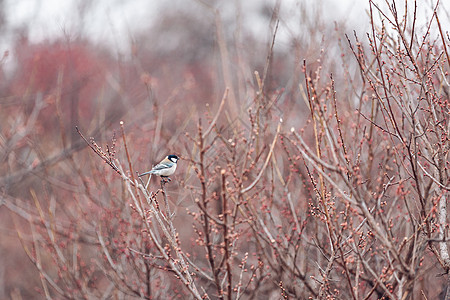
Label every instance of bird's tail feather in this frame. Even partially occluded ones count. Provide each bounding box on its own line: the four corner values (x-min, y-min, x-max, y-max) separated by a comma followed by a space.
138, 170, 154, 177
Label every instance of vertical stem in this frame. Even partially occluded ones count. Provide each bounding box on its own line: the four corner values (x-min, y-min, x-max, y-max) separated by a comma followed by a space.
221, 170, 232, 300
145, 247, 152, 299
161, 180, 173, 221
198, 119, 223, 299
439, 194, 450, 262
303, 61, 335, 251
120, 121, 135, 181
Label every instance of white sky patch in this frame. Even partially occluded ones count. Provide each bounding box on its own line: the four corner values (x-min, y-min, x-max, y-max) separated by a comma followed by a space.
4, 0, 156, 50
1, 0, 449, 58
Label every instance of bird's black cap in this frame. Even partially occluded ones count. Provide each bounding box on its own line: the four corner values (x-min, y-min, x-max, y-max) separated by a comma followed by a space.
168, 154, 179, 162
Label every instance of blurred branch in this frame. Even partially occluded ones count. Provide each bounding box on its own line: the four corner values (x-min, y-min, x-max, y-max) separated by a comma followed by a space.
240, 118, 282, 194
202, 88, 228, 139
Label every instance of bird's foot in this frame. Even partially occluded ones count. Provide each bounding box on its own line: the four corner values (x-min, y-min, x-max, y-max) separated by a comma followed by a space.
161, 177, 171, 184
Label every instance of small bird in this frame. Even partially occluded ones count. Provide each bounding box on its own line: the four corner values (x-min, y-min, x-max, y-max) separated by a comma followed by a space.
139, 154, 179, 181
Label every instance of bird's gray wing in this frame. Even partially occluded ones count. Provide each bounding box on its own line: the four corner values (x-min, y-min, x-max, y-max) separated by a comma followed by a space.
151, 161, 173, 171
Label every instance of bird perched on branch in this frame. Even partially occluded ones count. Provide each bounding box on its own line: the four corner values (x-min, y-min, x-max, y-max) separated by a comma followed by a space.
139, 154, 179, 182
